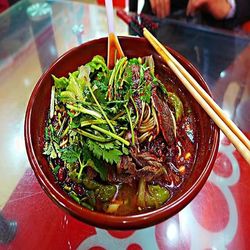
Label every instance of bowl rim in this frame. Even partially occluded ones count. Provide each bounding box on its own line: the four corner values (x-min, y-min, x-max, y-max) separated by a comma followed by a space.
24, 36, 220, 230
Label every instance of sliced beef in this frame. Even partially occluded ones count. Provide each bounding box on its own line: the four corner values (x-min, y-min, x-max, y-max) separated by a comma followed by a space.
151, 87, 176, 146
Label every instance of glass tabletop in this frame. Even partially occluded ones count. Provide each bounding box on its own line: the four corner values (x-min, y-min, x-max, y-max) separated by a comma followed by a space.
0, 0, 249, 249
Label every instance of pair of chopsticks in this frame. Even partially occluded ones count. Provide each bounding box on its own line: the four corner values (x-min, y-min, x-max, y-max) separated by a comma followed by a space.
143, 28, 250, 165
105, 0, 124, 69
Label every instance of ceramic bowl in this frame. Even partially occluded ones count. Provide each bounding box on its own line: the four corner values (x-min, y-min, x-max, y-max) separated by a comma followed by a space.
24, 37, 219, 229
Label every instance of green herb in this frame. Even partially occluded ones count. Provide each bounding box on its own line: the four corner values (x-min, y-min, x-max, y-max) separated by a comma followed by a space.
44, 127, 49, 141
91, 125, 130, 146
87, 140, 123, 165
76, 128, 108, 142
140, 83, 152, 104
61, 73, 85, 102
66, 103, 102, 119
43, 124, 60, 158
60, 145, 82, 164
124, 104, 135, 146
78, 159, 91, 180
69, 191, 80, 203
53, 165, 60, 175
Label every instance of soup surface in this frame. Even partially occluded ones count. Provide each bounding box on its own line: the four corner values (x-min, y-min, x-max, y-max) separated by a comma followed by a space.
43, 55, 198, 215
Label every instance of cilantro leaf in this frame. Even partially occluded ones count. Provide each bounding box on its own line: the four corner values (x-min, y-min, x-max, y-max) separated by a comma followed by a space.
122, 146, 129, 155
91, 158, 108, 181
123, 66, 133, 84
102, 149, 123, 165
87, 140, 123, 165
98, 142, 114, 150
60, 145, 81, 163
87, 140, 102, 160
43, 124, 60, 159
80, 144, 108, 180
140, 83, 152, 104
128, 58, 140, 65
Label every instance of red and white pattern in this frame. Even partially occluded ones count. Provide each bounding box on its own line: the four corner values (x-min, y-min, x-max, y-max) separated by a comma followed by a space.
1, 133, 249, 250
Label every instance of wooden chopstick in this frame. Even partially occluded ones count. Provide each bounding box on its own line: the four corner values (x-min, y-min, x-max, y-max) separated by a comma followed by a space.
143, 28, 250, 164
107, 32, 125, 69
144, 28, 250, 151
105, 0, 124, 69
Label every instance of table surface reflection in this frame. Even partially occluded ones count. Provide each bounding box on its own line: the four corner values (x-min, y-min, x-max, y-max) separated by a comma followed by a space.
0, 0, 249, 249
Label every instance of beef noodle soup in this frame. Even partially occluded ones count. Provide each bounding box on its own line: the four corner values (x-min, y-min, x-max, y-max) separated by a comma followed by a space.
43, 55, 198, 215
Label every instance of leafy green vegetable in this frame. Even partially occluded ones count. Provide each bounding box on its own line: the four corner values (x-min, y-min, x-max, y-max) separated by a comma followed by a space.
78, 159, 92, 180
44, 127, 49, 141
76, 128, 108, 142
82, 178, 116, 202
52, 165, 60, 175
168, 92, 184, 121
87, 140, 123, 165
52, 75, 69, 90
43, 142, 58, 159
158, 81, 168, 95
128, 58, 140, 65
43, 124, 60, 158
78, 65, 91, 84
86, 55, 108, 73
108, 57, 127, 101
121, 65, 133, 86
140, 83, 152, 104
60, 73, 85, 102
124, 104, 135, 146
91, 157, 108, 181
137, 178, 170, 209
66, 103, 102, 119
92, 76, 108, 104
91, 124, 129, 146
102, 149, 123, 165
60, 145, 82, 164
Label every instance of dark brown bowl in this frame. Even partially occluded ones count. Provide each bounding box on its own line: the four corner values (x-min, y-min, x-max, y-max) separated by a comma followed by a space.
24, 36, 219, 230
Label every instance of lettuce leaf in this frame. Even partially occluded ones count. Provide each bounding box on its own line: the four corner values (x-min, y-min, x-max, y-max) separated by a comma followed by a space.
86, 55, 108, 73
52, 75, 69, 90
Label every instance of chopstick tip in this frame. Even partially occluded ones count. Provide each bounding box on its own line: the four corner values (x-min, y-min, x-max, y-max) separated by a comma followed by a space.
143, 27, 148, 34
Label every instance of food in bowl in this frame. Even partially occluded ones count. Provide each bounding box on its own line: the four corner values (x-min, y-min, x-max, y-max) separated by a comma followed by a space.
25, 37, 219, 229
43, 54, 198, 215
